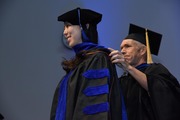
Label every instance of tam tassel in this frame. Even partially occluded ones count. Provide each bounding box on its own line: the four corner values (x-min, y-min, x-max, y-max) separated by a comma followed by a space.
145, 29, 153, 64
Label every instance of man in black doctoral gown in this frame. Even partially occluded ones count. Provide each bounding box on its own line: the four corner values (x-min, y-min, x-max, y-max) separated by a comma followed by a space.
109, 23, 180, 120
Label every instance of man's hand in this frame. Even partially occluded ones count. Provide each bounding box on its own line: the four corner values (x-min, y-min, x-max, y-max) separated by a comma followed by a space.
108, 48, 129, 71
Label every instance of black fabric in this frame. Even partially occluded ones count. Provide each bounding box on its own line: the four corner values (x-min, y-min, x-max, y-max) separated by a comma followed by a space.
0, 113, 4, 120
50, 48, 122, 120
125, 33, 146, 45
58, 8, 102, 25
120, 63, 180, 120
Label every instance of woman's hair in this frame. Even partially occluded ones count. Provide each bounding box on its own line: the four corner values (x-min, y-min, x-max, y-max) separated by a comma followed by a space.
61, 49, 108, 73
61, 52, 84, 73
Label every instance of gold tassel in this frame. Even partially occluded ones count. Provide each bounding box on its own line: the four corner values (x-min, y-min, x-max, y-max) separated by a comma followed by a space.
145, 29, 153, 64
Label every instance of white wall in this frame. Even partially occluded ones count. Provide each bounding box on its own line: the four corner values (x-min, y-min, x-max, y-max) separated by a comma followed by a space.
0, 0, 179, 119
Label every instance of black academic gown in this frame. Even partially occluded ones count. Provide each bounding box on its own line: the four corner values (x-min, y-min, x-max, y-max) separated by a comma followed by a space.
120, 63, 180, 120
0, 113, 4, 120
50, 48, 122, 120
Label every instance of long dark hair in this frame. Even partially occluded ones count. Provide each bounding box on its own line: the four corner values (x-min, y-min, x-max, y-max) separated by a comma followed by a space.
61, 51, 85, 73
61, 49, 109, 73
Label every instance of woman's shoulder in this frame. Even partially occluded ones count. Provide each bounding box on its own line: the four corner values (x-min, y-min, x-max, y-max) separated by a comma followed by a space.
86, 48, 110, 56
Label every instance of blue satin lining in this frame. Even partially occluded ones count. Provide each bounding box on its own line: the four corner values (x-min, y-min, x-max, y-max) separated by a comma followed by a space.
82, 68, 110, 79
83, 84, 109, 96
83, 102, 109, 115
55, 71, 72, 120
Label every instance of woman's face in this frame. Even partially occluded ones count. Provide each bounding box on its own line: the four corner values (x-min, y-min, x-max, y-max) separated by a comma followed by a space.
63, 22, 83, 47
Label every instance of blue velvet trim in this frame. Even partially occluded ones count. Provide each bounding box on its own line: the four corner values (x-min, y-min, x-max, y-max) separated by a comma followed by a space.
72, 42, 105, 54
83, 102, 109, 115
55, 71, 72, 120
83, 84, 109, 96
83, 68, 110, 79
135, 63, 149, 70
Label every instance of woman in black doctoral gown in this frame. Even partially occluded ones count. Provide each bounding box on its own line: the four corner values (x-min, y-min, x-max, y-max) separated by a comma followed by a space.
50, 7, 122, 120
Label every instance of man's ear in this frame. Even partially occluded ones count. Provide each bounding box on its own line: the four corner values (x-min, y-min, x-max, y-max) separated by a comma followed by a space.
140, 46, 147, 56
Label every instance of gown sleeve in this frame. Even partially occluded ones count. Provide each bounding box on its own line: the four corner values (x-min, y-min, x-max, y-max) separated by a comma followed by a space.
146, 63, 180, 120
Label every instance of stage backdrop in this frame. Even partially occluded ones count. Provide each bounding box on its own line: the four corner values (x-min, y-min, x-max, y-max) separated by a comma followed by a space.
0, 0, 179, 120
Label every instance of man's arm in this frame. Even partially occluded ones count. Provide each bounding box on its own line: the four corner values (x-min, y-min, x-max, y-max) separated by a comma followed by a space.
108, 48, 148, 90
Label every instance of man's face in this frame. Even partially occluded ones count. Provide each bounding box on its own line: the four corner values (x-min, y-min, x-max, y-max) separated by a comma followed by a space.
120, 39, 145, 67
